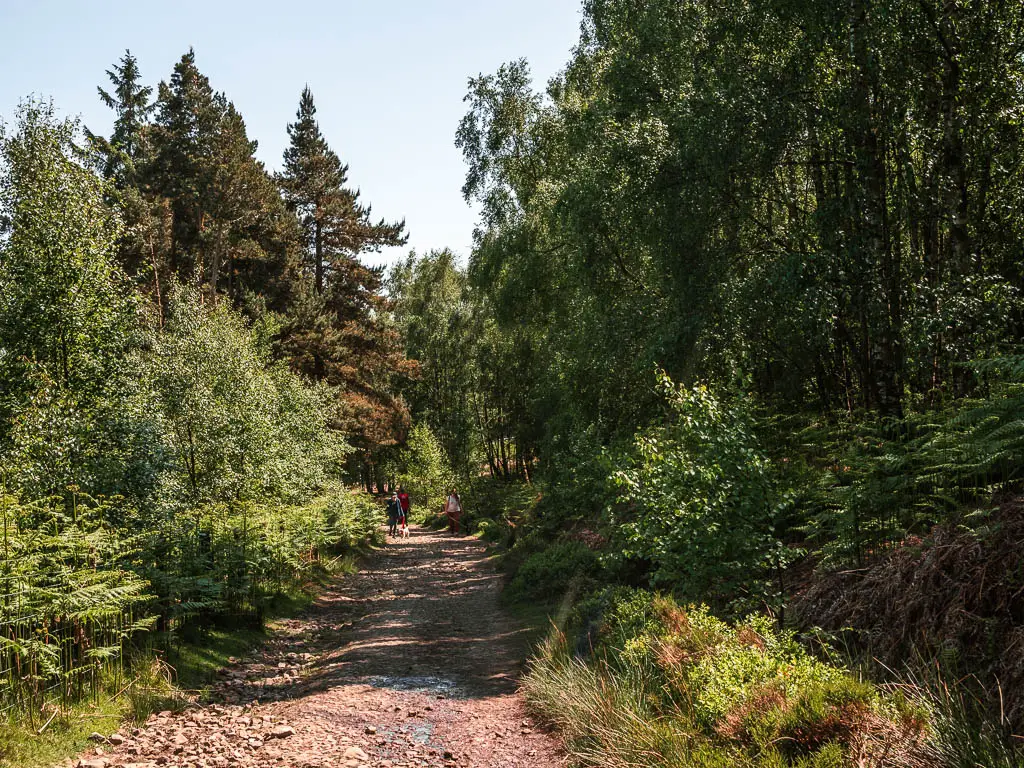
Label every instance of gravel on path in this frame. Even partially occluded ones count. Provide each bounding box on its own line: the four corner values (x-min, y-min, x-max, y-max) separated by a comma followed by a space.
69, 527, 564, 768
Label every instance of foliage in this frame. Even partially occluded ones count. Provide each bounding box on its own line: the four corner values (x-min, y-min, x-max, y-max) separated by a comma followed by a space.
140, 286, 345, 504
0, 93, 376, 728
6, 6, 1024, 760
506, 541, 600, 604
911, 666, 1021, 768
0, 483, 379, 720
455, 0, 1024, 473
779, 361, 1024, 568
84, 49, 411, 485
0, 490, 153, 718
389, 249, 537, 481
444, 16, 1024, 756
279, 86, 406, 295
394, 422, 454, 521
276, 86, 411, 483
0, 103, 136, 483
85, 49, 154, 184
0, 43, 513, 753
459, 476, 539, 545
525, 588, 930, 768
0, 692, 123, 768
795, 496, 1024, 733
388, 250, 479, 475
607, 373, 796, 614
146, 49, 298, 307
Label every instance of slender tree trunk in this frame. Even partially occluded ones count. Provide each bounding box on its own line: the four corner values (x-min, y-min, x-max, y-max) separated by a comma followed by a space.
850, 0, 902, 416
150, 235, 164, 326
208, 229, 223, 306
498, 428, 510, 478
314, 217, 324, 294
479, 397, 497, 477
185, 422, 198, 498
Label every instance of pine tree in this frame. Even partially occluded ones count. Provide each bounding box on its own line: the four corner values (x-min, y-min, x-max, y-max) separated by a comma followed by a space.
278, 87, 411, 468
148, 50, 300, 306
87, 51, 173, 302
87, 49, 154, 182
149, 49, 225, 280
280, 87, 407, 292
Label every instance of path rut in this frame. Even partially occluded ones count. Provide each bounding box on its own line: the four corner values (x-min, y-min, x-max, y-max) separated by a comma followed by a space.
72, 527, 564, 768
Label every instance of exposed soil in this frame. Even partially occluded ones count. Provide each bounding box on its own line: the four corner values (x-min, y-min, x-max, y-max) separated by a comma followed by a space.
71, 527, 564, 768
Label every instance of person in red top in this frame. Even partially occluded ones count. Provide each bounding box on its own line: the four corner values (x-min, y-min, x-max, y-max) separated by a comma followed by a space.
397, 486, 411, 526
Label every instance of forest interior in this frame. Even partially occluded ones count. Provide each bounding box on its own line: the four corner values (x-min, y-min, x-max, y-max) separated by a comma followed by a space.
4, 1, 1024, 767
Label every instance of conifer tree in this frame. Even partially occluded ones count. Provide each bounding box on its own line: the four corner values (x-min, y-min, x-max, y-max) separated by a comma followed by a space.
149, 49, 225, 280
87, 49, 154, 182
148, 50, 300, 306
280, 87, 407, 293
278, 87, 411, 473
88, 51, 173, 301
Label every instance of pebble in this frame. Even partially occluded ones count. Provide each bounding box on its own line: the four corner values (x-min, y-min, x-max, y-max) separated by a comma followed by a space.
344, 745, 369, 760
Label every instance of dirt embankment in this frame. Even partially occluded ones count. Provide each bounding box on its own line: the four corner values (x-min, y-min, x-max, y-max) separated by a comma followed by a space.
70, 528, 563, 768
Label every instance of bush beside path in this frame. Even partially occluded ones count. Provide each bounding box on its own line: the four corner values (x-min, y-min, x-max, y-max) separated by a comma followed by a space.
67, 527, 562, 768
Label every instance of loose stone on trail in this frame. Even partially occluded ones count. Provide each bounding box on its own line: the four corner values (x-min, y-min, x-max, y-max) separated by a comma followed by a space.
69, 528, 562, 767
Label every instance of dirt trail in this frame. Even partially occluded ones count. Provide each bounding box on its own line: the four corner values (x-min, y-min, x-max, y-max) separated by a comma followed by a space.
72, 528, 563, 768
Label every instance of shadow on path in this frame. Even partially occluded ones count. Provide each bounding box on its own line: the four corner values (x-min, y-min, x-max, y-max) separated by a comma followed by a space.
229, 527, 535, 703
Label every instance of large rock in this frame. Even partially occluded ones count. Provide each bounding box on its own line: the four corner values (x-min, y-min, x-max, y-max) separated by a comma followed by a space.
269, 724, 295, 739
343, 746, 369, 762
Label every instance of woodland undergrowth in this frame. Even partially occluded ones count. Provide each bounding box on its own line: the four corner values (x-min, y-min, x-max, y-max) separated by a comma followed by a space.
0, 487, 381, 768
480, 366, 1024, 768
523, 589, 1020, 768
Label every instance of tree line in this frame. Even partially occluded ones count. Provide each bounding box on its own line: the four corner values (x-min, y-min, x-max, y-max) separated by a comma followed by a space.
84, 49, 411, 486
0, 49, 410, 718
392, 0, 1024, 615
379, 5, 1024, 760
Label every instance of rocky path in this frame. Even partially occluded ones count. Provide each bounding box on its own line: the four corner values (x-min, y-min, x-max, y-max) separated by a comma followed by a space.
73, 528, 563, 768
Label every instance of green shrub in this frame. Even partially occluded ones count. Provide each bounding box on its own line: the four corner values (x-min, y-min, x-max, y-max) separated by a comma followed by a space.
506, 541, 600, 603
460, 476, 538, 543
607, 374, 798, 615
570, 587, 664, 659
526, 589, 928, 767
0, 483, 380, 721
473, 517, 503, 542
396, 423, 454, 522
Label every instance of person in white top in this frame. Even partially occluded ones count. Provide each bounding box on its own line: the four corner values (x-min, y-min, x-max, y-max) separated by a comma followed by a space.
444, 488, 462, 534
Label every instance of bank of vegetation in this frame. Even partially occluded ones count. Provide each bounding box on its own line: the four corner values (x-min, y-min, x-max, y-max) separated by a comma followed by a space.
0, 51, 403, 764
386, 1, 1024, 766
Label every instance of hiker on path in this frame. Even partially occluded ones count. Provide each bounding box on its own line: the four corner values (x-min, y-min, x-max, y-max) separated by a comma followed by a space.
397, 486, 411, 524
444, 488, 462, 534
386, 491, 403, 537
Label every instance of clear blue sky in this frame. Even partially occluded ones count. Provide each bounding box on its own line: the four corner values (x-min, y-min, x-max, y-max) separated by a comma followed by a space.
0, 0, 583, 265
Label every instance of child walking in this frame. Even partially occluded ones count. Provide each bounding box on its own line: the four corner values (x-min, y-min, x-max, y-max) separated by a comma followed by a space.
386, 491, 403, 537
